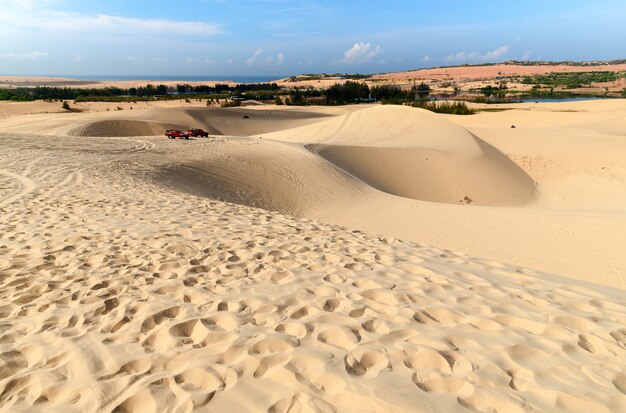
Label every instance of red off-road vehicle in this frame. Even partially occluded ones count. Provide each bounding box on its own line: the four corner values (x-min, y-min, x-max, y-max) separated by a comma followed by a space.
165, 130, 189, 139
188, 128, 209, 137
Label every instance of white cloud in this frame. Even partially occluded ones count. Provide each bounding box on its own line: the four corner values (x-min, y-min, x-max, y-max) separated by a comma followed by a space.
0, 3, 222, 37
340, 42, 381, 64
0, 51, 48, 59
73, 54, 84, 62
40, 14, 220, 36
422, 55, 431, 62
0, 0, 51, 16
227, 58, 235, 64
246, 49, 263, 65
446, 51, 477, 62
446, 45, 510, 62
248, 50, 285, 66
484, 45, 510, 60
522, 51, 532, 60
446, 52, 462, 61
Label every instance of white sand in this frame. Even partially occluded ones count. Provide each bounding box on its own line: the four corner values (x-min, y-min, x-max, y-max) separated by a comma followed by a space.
0, 100, 625, 412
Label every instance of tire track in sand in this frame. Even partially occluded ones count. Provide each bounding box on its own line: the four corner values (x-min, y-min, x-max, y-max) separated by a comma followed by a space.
0, 168, 37, 207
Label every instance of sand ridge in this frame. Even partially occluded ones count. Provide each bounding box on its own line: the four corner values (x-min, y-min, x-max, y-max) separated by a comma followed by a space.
0, 133, 625, 412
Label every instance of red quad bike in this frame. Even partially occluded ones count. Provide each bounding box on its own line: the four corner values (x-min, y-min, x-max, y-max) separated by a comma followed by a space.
165, 130, 189, 140
188, 128, 209, 138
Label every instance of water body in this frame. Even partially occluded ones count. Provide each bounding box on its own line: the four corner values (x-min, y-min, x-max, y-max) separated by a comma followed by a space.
56, 75, 286, 84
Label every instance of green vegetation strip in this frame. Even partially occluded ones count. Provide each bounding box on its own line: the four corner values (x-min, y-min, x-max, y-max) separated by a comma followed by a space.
521, 71, 626, 87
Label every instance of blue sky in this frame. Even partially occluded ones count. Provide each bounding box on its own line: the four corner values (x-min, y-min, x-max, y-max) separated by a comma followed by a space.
1, 0, 625, 76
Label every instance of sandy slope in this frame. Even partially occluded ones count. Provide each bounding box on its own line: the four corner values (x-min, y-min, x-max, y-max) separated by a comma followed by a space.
1, 101, 626, 412
259, 106, 537, 205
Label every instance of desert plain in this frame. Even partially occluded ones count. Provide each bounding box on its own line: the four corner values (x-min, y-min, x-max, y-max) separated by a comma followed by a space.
0, 96, 625, 412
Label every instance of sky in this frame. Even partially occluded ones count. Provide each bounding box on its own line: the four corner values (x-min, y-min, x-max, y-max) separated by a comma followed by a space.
1, 0, 625, 77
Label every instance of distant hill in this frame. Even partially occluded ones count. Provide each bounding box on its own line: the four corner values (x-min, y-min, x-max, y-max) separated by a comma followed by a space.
410, 59, 626, 72
504, 59, 626, 66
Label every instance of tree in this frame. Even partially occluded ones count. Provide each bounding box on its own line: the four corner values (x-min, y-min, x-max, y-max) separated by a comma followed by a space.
413, 82, 430, 100
370, 84, 407, 101
176, 84, 190, 94
62, 101, 70, 111
290, 88, 304, 105
480, 85, 495, 98
324, 81, 369, 104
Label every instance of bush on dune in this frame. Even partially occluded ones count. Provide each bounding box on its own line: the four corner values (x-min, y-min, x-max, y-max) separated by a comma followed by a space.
410, 100, 475, 115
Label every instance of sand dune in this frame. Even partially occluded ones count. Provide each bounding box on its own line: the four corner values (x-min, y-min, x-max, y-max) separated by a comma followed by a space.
251, 106, 536, 205
259, 105, 486, 148
309, 142, 536, 205
65, 107, 332, 138
178, 107, 332, 136
153, 138, 370, 216
69, 119, 186, 137
148, 106, 535, 208
1, 102, 624, 286
1, 100, 626, 412
0, 131, 625, 413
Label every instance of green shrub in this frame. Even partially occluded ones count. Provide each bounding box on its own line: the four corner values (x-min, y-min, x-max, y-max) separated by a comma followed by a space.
524, 71, 621, 86
62, 101, 70, 110
411, 100, 475, 115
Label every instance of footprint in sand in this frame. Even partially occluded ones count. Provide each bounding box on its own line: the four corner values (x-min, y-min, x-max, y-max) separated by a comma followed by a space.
169, 319, 210, 344
412, 372, 474, 396
249, 338, 294, 378
268, 392, 335, 413
457, 386, 526, 413
175, 367, 224, 393
275, 321, 309, 339
118, 357, 152, 376
344, 348, 389, 378
613, 374, 626, 394
114, 388, 158, 413
140, 306, 181, 333
610, 328, 626, 349
403, 348, 452, 373
317, 326, 361, 350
